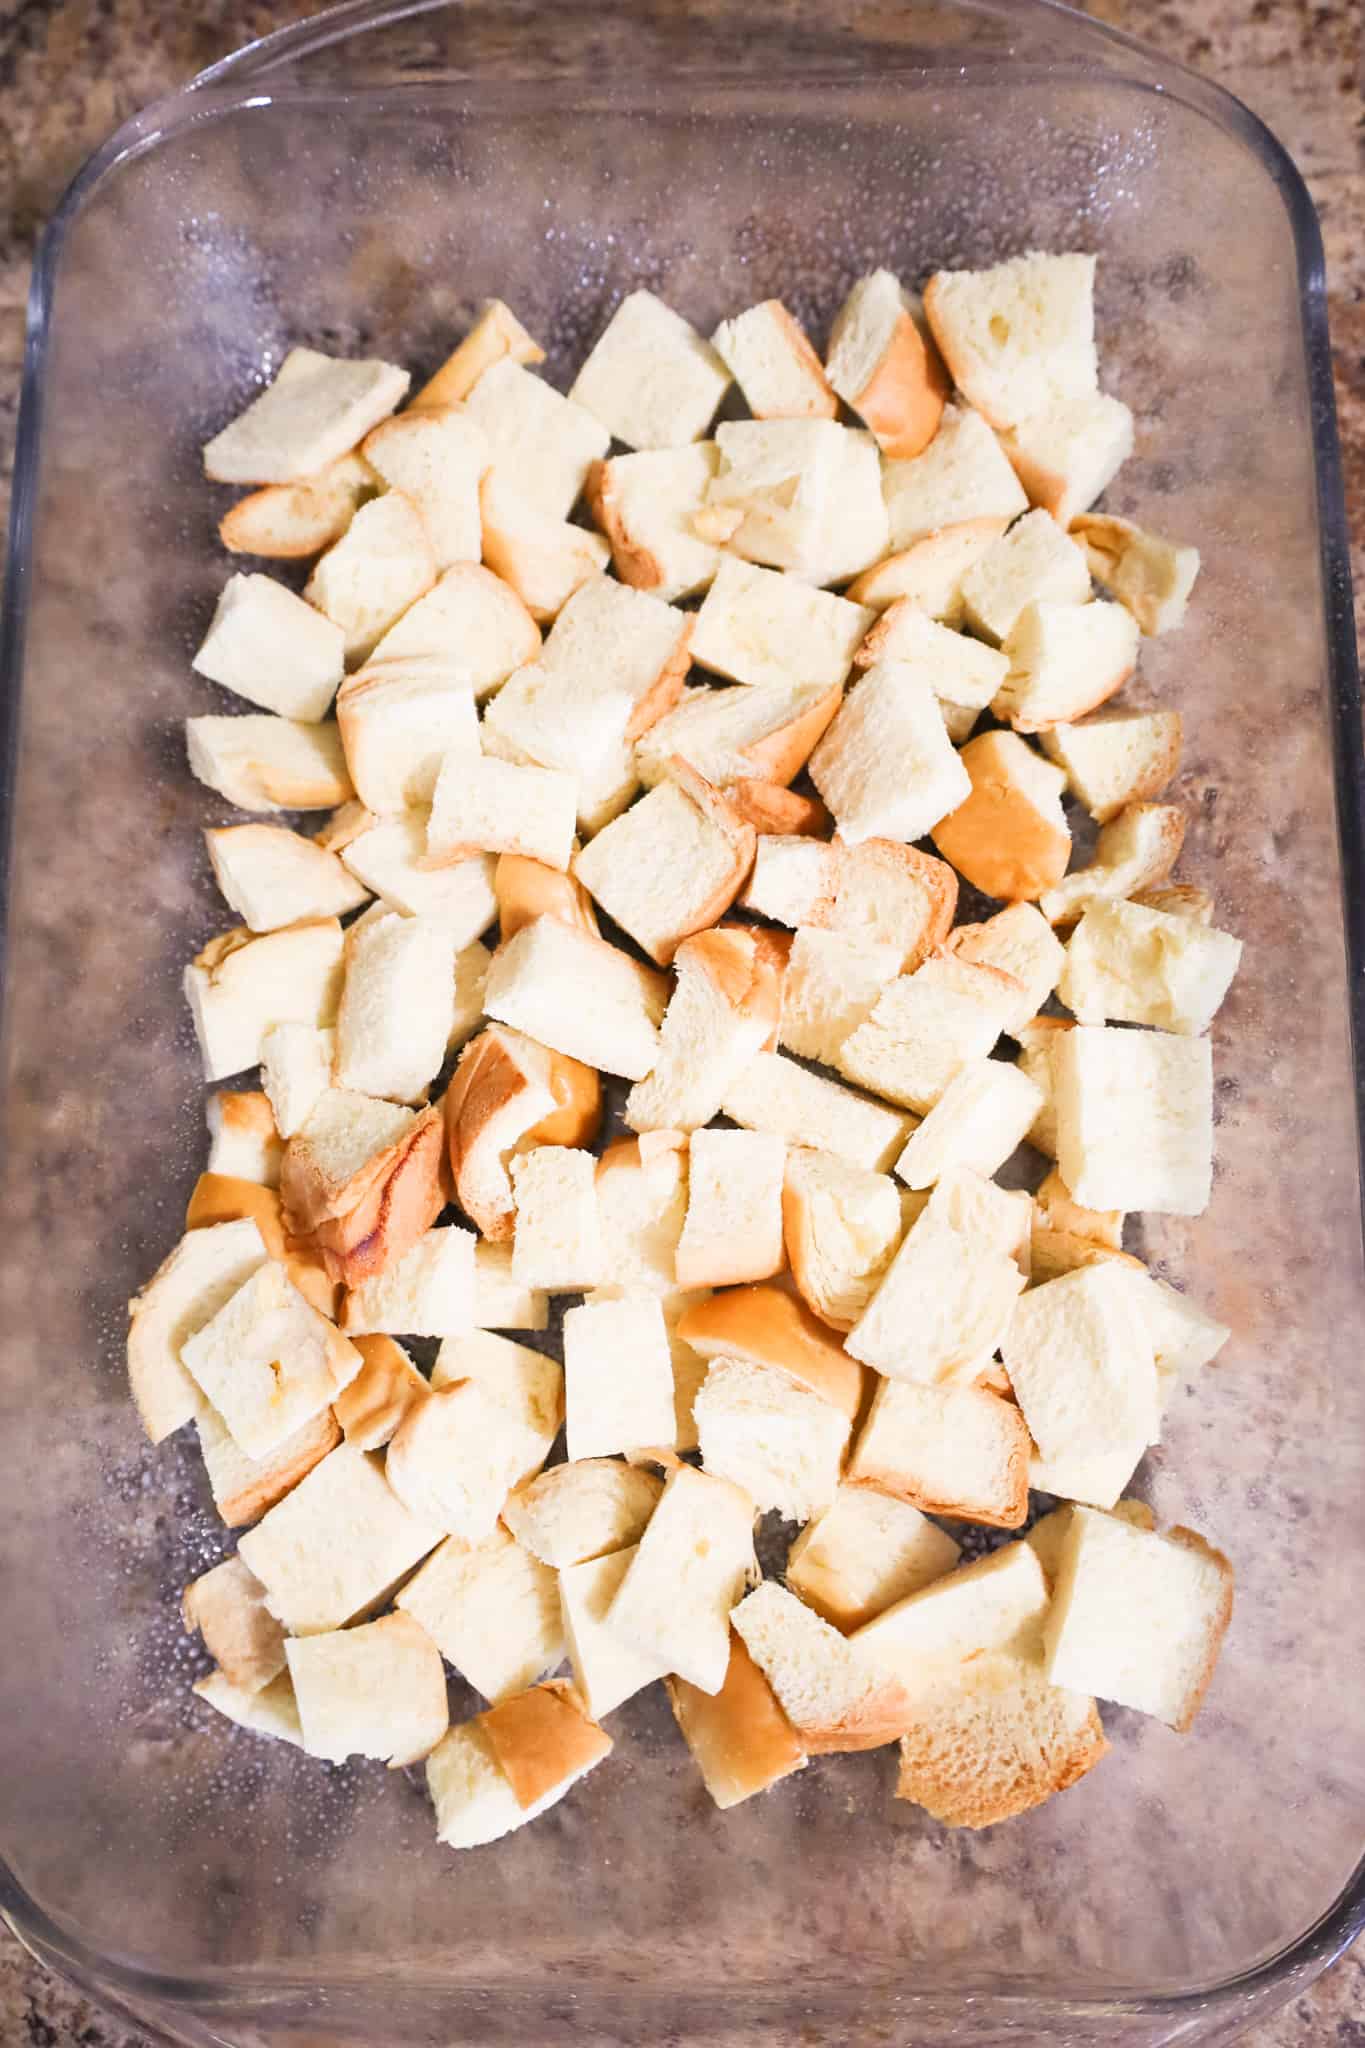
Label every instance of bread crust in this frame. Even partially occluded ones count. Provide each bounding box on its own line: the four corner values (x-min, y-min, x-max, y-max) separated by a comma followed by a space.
849, 304, 952, 460
411, 299, 545, 411
727, 780, 832, 837
282, 1103, 447, 1286
667, 1632, 808, 1808
1164, 1527, 1235, 1733
677, 1284, 866, 1422
847, 519, 1010, 614
494, 852, 600, 940
931, 731, 1071, 902
480, 1678, 613, 1808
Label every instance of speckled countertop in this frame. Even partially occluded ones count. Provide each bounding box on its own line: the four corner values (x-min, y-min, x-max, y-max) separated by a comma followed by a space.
1, 1, 1362, 2043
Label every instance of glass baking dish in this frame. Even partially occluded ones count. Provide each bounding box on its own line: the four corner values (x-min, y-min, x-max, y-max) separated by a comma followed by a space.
2, 0, 1363, 2041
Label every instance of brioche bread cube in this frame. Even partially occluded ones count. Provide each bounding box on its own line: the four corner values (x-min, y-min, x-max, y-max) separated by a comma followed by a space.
429, 1328, 563, 1468
397, 1526, 563, 1704
204, 824, 369, 936
727, 780, 830, 837
1044, 1508, 1233, 1729
471, 1241, 549, 1333
894, 1058, 1043, 1189
847, 517, 1011, 625
675, 1130, 785, 1290
494, 850, 599, 942
787, 1485, 958, 1632
561, 1293, 677, 1459
1040, 708, 1182, 825
183, 1169, 338, 1315
341, 1225, 477, 1337
219, 449, 377, 561
194, 1668, 305, 1746
706, 419, 889, 587
503, 1458, 663, 1568
361, 407, 487, 568
186, 714, 354, 813
330, 1333, 428, 1450
238, 1441, 441, 1634
881, 405, 1029, 552
930, 729, 1070, 904
427, 1680, 612, 1849
826, 269, 950, 461
203, 347, 409, 484
280, 1090, 445, 1288
676, 1282, 865, 1421
744, 834, 958, 975
780, 1147, 906, 1333
126, 1218, 269, 1444
180, 1260, 360, 1459
286, 1610, 448, 1767
1027, 1495, 1155, 1582
193, 573, 346, 722
722, 1049, 914, 1173
853, 1538, 1048, 1683
258, 1023, 334, 1139
635, 679, 841, 794
1040, 801, 1187, 927
835, 954, 1022, 1114
443, 1023, 596, 1241
854, 605, 1008, 716
695, 1356, 849, 1520
668, 1631, 808, 1808
995, 598, 1139, 733
182, 1555, 286, 1694
572, 763, 755, 966
778, 929, 900, 1066
463, 357, 610, 518
368, 561, 541, 702
626, 927, 781, 1134
184, 919, 345, 1086
570, 290, 731, 449
560, 1543, 673, 1718
960, 509, 1092, 645
485, 916, 664, 1084
808, 660, 970, 847
739, 833, 838, 927
1034, 1165, 1123, 1252
427, 753, 577, 873
586, 443, 724, 603
1054, 1023, 1212, 1214
1118, 1267, 1230, 1389
1001, 392, 1134, 528
848, 1377, 1030, 1528
592, 1135, 690, 1297
691, 557, 873, 691
1059, 897, 1241, 1037
386, 1379, 544, 1540
923, 253, 1097, 429
304, 492, 437, 665
712, 300, 835, 420
606, 1463, 756, 1694
511, 1146, 604, 1292
944, 903, 1066, 1037
412, 299, 545, 411
1071, 514, 1200, 636
335, 664, 479, 815
332, 910, 455, 1104
194, 1397, 340, 1529
206, 1090, 283, 1187
478, 472, 610, 624
423, 1713, 577, 1850
340, 816, 496, 940
845, 1193, 1024, 1383
731, 1579, 914, 1752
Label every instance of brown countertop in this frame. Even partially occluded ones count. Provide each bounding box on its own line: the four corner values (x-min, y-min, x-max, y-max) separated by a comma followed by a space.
0, 0, 1362, 2042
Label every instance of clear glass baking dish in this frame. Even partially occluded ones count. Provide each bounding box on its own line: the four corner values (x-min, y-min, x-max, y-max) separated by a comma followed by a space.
2, 0, 1363, 2041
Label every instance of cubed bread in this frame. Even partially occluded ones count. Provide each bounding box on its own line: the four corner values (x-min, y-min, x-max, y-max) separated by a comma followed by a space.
847, 517, 1011, 623
206, 1090, 283, 1187
281, 1091, 445, 1287
728, 780, 831, 837
193, 573, 346, 722
826, 269, 950, 460
494, 850, 599, 941
259, 1023, 334, 1139
427, 1681, 612, 1849
675, 1130, 786, 1290
428, 1326, 563, 1471
744, 835, 958, 974
780, 1147, 906, 1333
572, 762, 755, 966
562, 1293, 677, 1459
464, 356, 610, 518
193, 1669, 304, 1747
739, 834, 839, 928
835, 953, 1022, 1114
676, 1282, 865, 1421
186, 715, 353, 813
994, 598, 1139, 733
854, 607, 1008, 720
586, 443, 725, 603
923, 252, 1097, 430
778, 929, 901, 1066
722, 1049, 915, 1173
412, 298, 545, 410
606, 1463, 756, 1694
560, 1543, 674, 1718
184, 919, 345, 1085
960, 509, 1092, 645
1040, 708, 1182, 824
503, 1458, 663, 1567
1000, 1263, 1160, 1508
361, 407, 487, 568
1116, 1266, 1230, 1389
570, 290, 731, 449
304, 492, 437, 665
930, 729, 1071, 904
443, 1022, 596, 1239
181, 1259, 359, 1460
329, 1333, 428, 1450
237, 1442, 441, 1635
944, 903, 1066, 1036
852, 1540, 1049, 1687
427, 753, 577, 872
341, 818, 496, 940
691, 557, 873, 691
1001, 392, 1135, 527
203, 346, 409, 483
634, 680, 841, 794
1040, 801, 1187, 927
1034, 1166, 1124, 1252
925, 1165, 1033, 1269
593, 1135, 691, 1295
398, 1525, 564, 1704
881, 405, 1029, 552
332, 910, 455, 1103
219, 449, 377, 560
1071, 514, 1201, 635
704, 419, 889, 587
787, 1485, 959, 1632
730, 1580, 914, 1753
511, 1146, 604, 1291
386, 1375, 549, 1539
484, 916, 666, 1081
204, 824, 369, 935
844, 1190, 1024, 1383
185, 1176, 329, 1312
478, 471, 611, 623
894, 1059, 1043, 1189
126, 1218, 269, 1443
335, 664, 480, 815
1027, 1496, 1156, 1583
286, 1610, 448, 1766
341, 1225, 477, 1337
808, 660, 970, 846
1053, 1023, 1213, 1214
712, 300, 835, 420
368, 561, 542, 702
625, 927, 782, 1134
194, 1398, 341, 1529
848, 1377, 1030, 1528
182, 1555, 286, 1694
1027, 1229, 1141, 1290
1058, 898, 1242, 1036
1043, 1507, 1233, 1729
695, 1356, 850, 1520
668, 1631, 808, 1809
472, 1239, 549, 1332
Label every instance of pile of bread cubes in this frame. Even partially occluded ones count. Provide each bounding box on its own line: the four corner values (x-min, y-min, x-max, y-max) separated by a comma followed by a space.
129, 251, 1240, 1847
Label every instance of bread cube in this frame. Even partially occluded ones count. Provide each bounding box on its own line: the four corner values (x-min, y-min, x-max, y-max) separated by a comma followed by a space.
126, 1218, 269, 1444
1071, 513, 1201, 635
676, 1283, 865, 1420
503, 1458, 663, 1567
1040, 801, 1187, 928
478, 472, 611, 624
606, 1463, 756, 1694
386, 1377, 547, 1540
695, 1356, 849, 1520
635, 679, 841, 795
894, 1059, 1043, 1189
219, 449, 376, 560
995, 598, 1139, 733
203, 825, 367, 937
826, 269, 949, 460
668, 1631, 808, 1809
328, 1333, 428, 1451
705, 419, 889, 587
203, 346, 409, 484
1058, 898, 1241, 1036
369, 561, 541, 702
930, 729, 1071, 904
923, 252, 1098, 430
625, 927, 781, 1134
960, 509, 1092, 645
722, 1049, 914, 1173
691, 557, 872, 691
570, 290, 731, 449
593, 1135, 691, 1296
511, 1146, 604, 1292
730, 1579, 914, 1752
560, 1543, 672, 1718
676, 1130, 785, 1290
281, 1089, 445, 1288
304, 492, 437, 665
427, 1681, 611, 1849
332, 910, 455, 1104
586, 442, 725, 603
852, 1539, 1049, 1687
853, 607, 1008, 724
848, 1377, 1030, 1527
193, 573, 346, 722
286, 1610, 447, 1766
573, 763, 754, 966
845, 1194, 1024, 1383
182, 1555, 286, 1694
335, 664, 480, 816
1040, 707, 1181, 826
1001, 392, 1134, 528
463, 356, 609, 517
780, 1147, 905, 1333
193, 1669, 305, 1747
205, 1090, 282, 1188
1053, 1023, 1213, 1214
361, 407, 487, 568
945, 908, 1065, 1041
195, 1401, 340, 1528
787, 1485, 958, 1632
427, 753, 577, 873
712, 300, 835, 420
809, 659, 971, 847
779, 929, 899, 1067
442, 1023, 595, 1241
881, 405, 1028, 552
186, 715, 353, 813
398, 1526, 564, 1703
412, 298, 545, 411
1044, 1507, 1234, 1729
338, 818, 494, 942
472, 1240, 549, 1333
179, 1260, 359, 1460
341, 1225, 477, 1337
835, 954, 1021, 1114
847, 517, 1010, 624
562, 1293, 677, 1459
484, 916, 665, 1081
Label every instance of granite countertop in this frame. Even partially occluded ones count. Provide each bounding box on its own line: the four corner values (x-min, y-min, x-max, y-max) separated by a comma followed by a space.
1, 0, 1362, 2043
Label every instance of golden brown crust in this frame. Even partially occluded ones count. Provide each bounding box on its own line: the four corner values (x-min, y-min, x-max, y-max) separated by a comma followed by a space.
799, 1678, 919, 1755
1164, 1528, 1235, 1733
282, 1104, 447, 1287
847, 519, 1011, 611
751, 301, 838, 418
737, 683, 844, 787
640, 758, 758, 965
727, 780, 832, 838
494, 852, 600, 941
850, 305, 952, 460
676, 1284, 866, 1423
410, 299, 544, 411
584, 458, 662, 590
332, 1334, 428, 1448
522, 1049, 603, 1152
625, 618, 695, 744
218, 462, 373, 559
667, 1632, 808, 1808
895, 1672, 1109, 1827
184, 1172, 339, 1318
442, 1025, 552, 1241
931, 732, 1072, 903
213, 1408, 342, 1527
829, 838, 959, 970
480, 1678, 613, 1808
